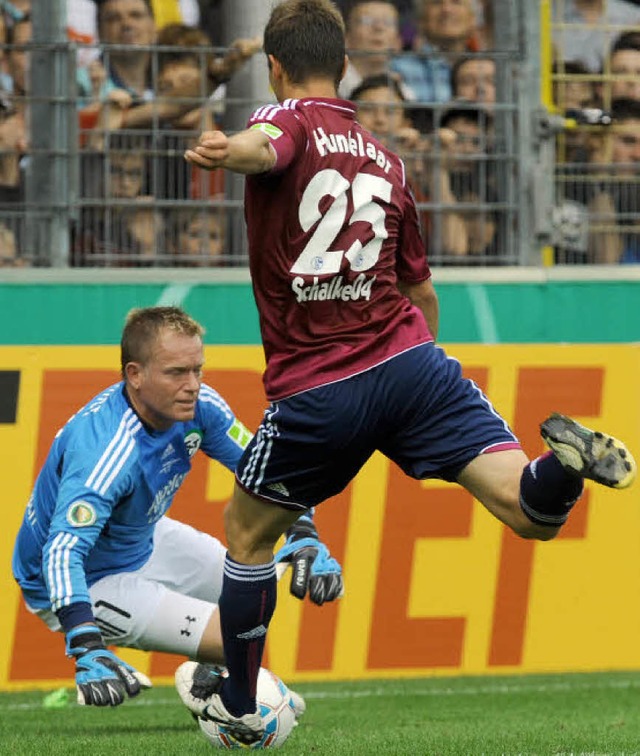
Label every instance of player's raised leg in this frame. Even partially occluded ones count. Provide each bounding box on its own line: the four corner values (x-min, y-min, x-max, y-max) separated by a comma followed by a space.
458, 448, 574, 540
459, 416, 635, 539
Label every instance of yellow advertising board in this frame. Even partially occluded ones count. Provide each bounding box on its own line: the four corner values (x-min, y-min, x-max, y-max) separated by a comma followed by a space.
1, 344, 639, 690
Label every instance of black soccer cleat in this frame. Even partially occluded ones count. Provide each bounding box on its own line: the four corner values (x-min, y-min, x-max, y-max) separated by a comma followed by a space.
175, 661, 225, 718
540, 412, 637, 489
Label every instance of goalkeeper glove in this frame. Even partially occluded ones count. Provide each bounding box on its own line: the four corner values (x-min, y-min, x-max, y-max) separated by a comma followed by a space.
66, 624, 152, 706
275, 514, 344, 605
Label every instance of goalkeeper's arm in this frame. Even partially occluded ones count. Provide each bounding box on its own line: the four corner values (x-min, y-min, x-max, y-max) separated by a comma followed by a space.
58, 602, 152, 706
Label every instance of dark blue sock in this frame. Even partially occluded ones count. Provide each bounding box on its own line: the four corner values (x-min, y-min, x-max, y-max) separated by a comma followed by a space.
520, 451, 584, 527
219, 555, 276, 717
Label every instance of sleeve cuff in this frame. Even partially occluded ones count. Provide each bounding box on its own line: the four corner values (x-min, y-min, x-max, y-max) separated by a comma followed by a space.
56, 602, 95, 633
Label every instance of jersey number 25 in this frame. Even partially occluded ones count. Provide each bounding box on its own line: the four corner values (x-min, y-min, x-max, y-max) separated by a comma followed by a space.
291, 168, 392, 276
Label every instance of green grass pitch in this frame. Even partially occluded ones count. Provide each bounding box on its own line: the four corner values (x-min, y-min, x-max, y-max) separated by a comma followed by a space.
2, 671, 640, 755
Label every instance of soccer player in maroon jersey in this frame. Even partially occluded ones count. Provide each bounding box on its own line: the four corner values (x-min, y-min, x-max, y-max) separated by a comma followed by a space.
179, 0, 637, 744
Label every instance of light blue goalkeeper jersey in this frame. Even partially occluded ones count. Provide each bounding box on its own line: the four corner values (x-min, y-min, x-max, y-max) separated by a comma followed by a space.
12, 381, 251, 612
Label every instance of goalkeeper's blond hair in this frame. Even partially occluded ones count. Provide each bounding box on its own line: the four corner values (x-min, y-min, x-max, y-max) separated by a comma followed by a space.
120, 306, 205, 376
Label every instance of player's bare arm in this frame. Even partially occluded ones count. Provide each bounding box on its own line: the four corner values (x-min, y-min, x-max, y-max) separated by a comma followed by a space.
398, 278, 439, 340
184, 128, 277, 175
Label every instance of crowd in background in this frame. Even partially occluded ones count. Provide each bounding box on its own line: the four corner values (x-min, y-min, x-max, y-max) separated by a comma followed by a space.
0, 0, 638, 267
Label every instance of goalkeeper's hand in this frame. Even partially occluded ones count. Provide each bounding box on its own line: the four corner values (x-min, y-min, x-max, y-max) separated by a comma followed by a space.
274, 514, 344, 605
66, 624, 152, 706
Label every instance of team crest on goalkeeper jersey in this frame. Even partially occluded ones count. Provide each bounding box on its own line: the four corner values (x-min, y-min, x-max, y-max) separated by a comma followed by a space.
184, 430, 203, 458
66, 500, 97, 527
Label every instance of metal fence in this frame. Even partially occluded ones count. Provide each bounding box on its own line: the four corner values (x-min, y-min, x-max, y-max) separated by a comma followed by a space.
551, 0, 640, 265
0, 0, 558, 269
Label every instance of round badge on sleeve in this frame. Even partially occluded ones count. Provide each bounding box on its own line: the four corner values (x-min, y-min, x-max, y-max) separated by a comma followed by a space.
66, 500, 97, 527
184, 430, 203, 458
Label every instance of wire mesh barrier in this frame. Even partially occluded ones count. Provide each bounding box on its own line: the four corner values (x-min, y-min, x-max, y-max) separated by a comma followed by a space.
6, 0, 635, 268
551, 0, 640, 265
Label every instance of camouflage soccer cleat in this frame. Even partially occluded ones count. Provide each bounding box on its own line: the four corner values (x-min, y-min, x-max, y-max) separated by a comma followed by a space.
540, 412, 637, 489
175, 661, 264, 746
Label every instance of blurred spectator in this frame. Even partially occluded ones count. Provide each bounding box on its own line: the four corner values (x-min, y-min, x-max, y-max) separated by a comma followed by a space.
337, 0, 418, 49
433, 105, 499, 262
606, 31, 640, 104
0, 88, 26, 264
155, 23, 216, 132
98, 21, 227, 135
171, 206, 226, 267
77, 0, 156, 108
78, 1, 261, 140
474, 0, 494, 51
339, 1, 408, 99
350, 74, 430, 221
0, 90, 25, 188
451, 54, 496, 106
585, 98, 640, 263
351, 75, 476, 260
74, 140, 164, 266
151, 22, 229, 200
89, 23, 260, 198
0, 7, 13, 91
6, 11, 31, 99
76, 0, 205, 138
68, 0, 200, 51
552, 60, 599, 166
553, 60, 596, 111
391, 0, 479, 104
553, 0, 640, 73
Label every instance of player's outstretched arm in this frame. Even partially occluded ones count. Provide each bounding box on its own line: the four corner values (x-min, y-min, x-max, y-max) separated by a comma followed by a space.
275, 513, 344, 606
184, 128, 276, 175
66, 624, 152, 706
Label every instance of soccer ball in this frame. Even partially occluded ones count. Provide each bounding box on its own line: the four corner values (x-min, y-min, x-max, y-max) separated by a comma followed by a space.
197, 667, 299, 750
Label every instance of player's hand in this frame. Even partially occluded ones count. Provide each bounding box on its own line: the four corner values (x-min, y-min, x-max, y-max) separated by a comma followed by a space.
275, 514, 344, 605
66, 624, 152, 706
184, 130, 229, 170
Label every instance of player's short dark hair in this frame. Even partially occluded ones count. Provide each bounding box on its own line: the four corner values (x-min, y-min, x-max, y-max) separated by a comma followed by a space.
611, 98, 640, 122
121, 306, 204, 376
264, 0, 346, 90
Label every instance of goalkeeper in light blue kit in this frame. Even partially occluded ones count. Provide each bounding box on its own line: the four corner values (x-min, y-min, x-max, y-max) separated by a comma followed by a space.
12, 306, 342, 709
